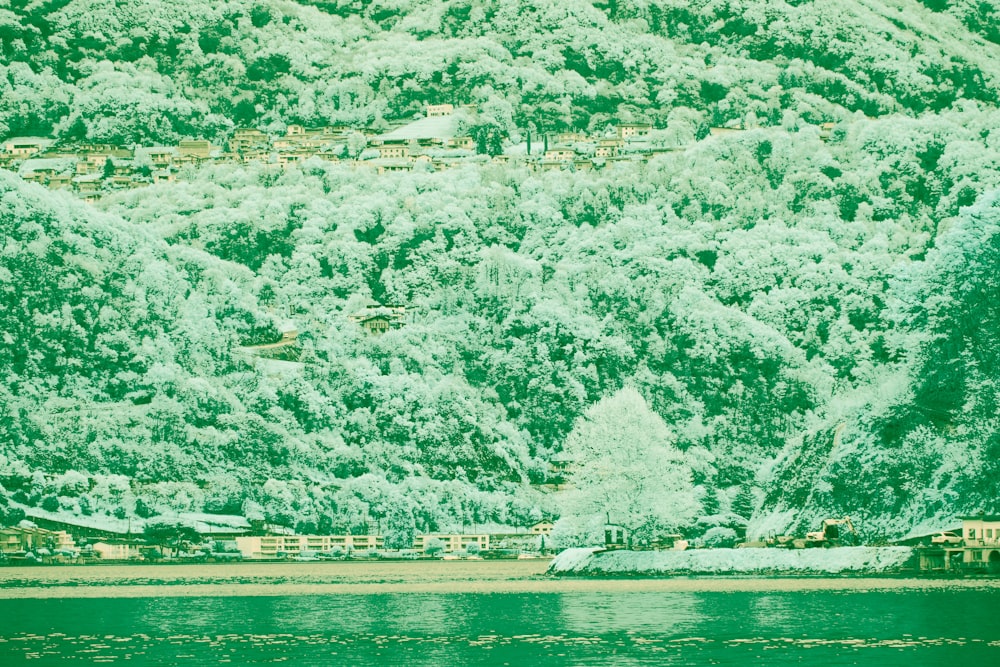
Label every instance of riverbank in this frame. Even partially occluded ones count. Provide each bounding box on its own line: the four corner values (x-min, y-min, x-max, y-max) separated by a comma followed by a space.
0, 559, 549, 597
3, 559, 1000, 599
549, 546, 919, 577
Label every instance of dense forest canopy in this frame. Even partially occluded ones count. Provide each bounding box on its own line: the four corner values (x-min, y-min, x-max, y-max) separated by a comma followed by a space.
3, 0, 1000, 142
2, 0, 1000, 543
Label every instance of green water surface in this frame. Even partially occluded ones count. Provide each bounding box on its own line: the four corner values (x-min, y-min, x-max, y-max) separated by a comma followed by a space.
1, 588, 998, 665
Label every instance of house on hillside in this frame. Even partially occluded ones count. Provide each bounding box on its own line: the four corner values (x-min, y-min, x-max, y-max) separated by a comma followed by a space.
109, 175, 137, 189
152, 168, 176, 184
617, 123, 651, 139
556, 131, 587, 144
2, 137, 52, 158
446, 136, 475, 150
277, 149, 314, 168
370, 107, 473, 152
350, 312, 401, 332
534, 452, 574, 491
229, 128, 270, 153
549, 452, 574, 477
73, 174, 102, 194
238, 147, 273, 164
73, 143, 109, 155
348, 304, 407, 334
136, 146, 177, 168
76, 153, 108, 174
48, 173, 73, 190
275, 125, 336, 151
368, 158, 414, 174
19, 158, 74, 186
595, 138, 622, 157
377, 141, 410, 159
177, 140, 216, 160
426, 103, 454, 117
544, 145, 576, 161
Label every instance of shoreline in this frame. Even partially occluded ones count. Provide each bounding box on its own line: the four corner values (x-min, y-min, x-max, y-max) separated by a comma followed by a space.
2, 560, 1000, 599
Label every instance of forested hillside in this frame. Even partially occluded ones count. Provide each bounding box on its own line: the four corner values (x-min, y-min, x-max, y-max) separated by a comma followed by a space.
3, 0, 999, 141
2, 0, 1000, 543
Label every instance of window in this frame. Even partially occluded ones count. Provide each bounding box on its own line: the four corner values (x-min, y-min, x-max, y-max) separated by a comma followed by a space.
988, 529, 994, 539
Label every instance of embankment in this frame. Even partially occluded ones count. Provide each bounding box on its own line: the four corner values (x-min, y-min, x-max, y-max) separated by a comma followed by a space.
549, 546, 917, 577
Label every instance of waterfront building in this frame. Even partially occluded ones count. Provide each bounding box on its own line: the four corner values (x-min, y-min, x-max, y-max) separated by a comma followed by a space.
412, 534, 490, 553
0, 526, 75, 553
959, 515, 1000, 570
235, 534, 384, 559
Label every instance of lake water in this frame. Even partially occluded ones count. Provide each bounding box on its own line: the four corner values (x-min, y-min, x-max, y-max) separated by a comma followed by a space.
3, 585, 1000, 665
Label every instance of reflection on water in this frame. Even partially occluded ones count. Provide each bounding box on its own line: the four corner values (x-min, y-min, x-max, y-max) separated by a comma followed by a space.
2, 589, 1000, 665
747, 593, 797, 627
560, 590, 702, 637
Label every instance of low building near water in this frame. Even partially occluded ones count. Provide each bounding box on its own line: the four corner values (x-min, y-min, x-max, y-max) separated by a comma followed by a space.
487, 523, 555, 553
531, 521, 554, 535
91, 540, 153, 561
604, 524, 628, 550
916, 515, 1000, 572
958, 515, 1000, 570
0, 526, 75, 554
413, 534, 490, 554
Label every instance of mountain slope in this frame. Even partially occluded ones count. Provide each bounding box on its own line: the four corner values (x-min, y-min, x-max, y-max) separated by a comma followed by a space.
2, 1, 1000, 542
3, 0, 1000, 143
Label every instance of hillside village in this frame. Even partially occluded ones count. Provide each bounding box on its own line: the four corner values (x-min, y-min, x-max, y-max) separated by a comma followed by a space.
1, 103, 836, 202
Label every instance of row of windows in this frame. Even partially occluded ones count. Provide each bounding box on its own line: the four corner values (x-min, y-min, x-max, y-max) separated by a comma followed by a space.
258, 540, 380, 551
965, 527, 1000, 540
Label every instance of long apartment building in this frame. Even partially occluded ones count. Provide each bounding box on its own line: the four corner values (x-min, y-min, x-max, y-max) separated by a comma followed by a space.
234, 533, 491, 558
412, 534, 490, 553
235, 534, 384, 558
0, 526, 75, 553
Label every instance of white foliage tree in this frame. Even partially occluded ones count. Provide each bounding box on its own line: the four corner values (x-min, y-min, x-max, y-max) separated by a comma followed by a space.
554, 387, 699, 547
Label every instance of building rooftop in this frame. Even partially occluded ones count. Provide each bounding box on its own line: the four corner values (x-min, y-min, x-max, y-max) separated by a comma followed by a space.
136, 146, 177, 155
168, 512, 251, 529
376, 114, 463, 142
23, 506, 139, 535
3, 136, 53, 146
18, 157, 75, 175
